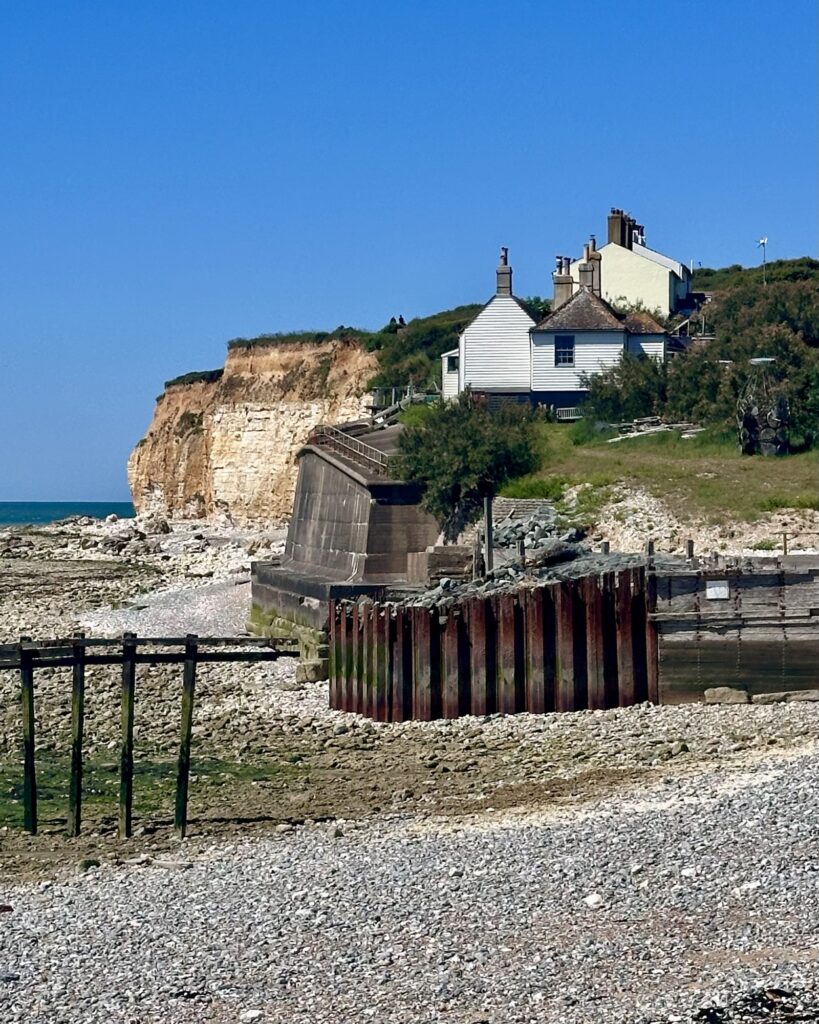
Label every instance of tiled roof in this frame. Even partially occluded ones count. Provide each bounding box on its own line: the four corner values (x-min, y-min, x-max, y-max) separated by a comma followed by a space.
622, 310, 666, 334
534, 288, 624, 332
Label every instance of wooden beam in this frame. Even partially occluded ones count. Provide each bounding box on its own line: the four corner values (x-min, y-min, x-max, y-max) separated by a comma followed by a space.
174, 635, 198, 839
119, 632, 137, 839
615, 571, 635, 707
555, 582, 576, 711
68, 632, 85, 838
19, 637, 36, 835
584, 575, 606, 711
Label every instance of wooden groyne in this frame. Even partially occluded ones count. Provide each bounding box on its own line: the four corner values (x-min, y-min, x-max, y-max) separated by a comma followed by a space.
329, 565, 657, 721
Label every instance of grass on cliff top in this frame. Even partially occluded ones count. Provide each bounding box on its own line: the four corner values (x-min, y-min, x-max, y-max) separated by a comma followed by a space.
501, 422, 819, 525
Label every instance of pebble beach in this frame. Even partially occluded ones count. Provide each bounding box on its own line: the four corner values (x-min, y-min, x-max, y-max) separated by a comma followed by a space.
0, 513, 817, 1022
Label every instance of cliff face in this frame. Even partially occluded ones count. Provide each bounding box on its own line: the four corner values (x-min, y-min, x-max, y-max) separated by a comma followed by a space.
128, 340, 378, 524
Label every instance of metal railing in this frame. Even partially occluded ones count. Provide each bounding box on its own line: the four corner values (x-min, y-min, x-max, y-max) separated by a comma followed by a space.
309, 423, 396, 476
556, 407, 583, 422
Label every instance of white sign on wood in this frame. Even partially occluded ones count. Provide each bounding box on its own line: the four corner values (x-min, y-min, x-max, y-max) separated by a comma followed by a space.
705, 580, 729, 600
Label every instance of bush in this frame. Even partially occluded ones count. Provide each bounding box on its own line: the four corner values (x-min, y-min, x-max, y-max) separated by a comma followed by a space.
398, 393, 538, 541
581, 353, 667, 422
500, 475, 564, 500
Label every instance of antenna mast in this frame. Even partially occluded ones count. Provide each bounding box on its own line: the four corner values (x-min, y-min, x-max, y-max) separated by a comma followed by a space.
757, 236, 768, 286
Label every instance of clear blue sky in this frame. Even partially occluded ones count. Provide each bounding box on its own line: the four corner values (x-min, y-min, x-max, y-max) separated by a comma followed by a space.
1, 0, 816, 500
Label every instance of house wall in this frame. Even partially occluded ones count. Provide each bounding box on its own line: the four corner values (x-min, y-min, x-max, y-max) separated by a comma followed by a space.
627, 334, 666, 360
441, 359, 460, 400
531, 329, 627, 391
572, 244, 673, 315
460, 296, 534, 392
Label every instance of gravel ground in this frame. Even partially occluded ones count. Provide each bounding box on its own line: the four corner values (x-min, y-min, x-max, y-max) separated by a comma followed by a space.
2, 514, 819, 1022
1, 742, 818, 1024
78, 577, 253, 637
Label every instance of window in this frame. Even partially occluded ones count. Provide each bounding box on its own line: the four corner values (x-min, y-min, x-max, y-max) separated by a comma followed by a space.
554, 335, 575, 366
446, 355, 459, 374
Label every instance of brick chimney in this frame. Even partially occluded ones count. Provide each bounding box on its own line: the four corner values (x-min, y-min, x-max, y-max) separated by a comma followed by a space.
496, 246, 512, 297
552, 256, 574, 310
608, 208, 625, 246
578, 262, 594, 291
588, 234, 602, 296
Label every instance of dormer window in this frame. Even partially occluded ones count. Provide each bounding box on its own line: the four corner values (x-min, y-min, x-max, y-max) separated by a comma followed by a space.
555, 335, 575, 366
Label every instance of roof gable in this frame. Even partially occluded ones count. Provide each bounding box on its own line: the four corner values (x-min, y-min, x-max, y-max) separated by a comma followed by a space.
461, 294, 536, 337
534, 288, 624, 332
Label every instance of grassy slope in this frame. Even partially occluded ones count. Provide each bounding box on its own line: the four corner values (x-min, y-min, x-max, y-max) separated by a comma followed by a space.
503, 423, 819, 524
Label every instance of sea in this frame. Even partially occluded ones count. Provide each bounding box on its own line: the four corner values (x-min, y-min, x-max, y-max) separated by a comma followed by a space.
0, 502, 135, 528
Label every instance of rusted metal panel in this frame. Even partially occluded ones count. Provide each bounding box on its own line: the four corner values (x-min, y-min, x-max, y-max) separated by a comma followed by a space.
411, 607, 434, 721
441, 611, 463, 718
373, 608, 390, 722
391, 609, 412, 722
555, 580, 576, 711
584, 575, 606, 711
466, 597, 495, 716
630, 566, 649, 704
523, 588, 546, 713
352, 603, 363, 715
362, 604, 375, 718
615, 570, 635, 707
496, 593, 523, 714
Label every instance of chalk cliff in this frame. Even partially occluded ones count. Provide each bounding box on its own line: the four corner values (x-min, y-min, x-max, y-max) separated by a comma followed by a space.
128, 340, 377, 524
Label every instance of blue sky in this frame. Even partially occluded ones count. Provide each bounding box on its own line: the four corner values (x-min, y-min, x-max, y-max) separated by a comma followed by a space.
0, 0, 816, 500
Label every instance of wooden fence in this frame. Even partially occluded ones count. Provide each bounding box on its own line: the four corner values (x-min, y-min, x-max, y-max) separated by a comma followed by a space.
328, 565, 657, 721
0, 634, 298, 838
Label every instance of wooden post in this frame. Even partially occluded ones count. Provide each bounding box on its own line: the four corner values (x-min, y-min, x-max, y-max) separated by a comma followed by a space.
524, 588, 547, 713
645, 569, 659, 704
119, 632, 137, 839
686, 539, 695, 560
516, 539, 526, 568
484, 494, 494, 573
646, 539, 655, 558
68, 632, 86, 838
601, 541, 610, 554
391, 609, 411, 722
175, 634, 198, 839
20, 637, 36, 835
783, 532, 788, 555
328, 601, 338, 709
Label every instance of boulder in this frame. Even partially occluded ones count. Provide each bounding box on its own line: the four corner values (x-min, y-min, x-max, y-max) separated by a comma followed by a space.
703, 686, 750, 705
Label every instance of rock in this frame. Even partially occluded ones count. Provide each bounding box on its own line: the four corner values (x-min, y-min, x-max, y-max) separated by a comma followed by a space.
296, 660, 328, 684
583, 893, 604, 909
77, 857, 101, 873
333, 723, 349, 736
753, 689, 819, 704
703, 686, 750, 705
240, 1011, 263, 1022
105, 514, 118, 523
670, 740, 689, 756
681, 867, 697, 879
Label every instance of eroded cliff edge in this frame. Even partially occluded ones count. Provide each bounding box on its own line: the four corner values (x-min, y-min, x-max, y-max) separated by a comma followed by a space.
128, 339, 377, 524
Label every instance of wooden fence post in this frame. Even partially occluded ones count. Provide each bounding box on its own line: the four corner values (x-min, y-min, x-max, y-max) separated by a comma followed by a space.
119, 632, 137, 839
20, 636, 36, 835
175, 634, 198, 839
68, 632, 86, 837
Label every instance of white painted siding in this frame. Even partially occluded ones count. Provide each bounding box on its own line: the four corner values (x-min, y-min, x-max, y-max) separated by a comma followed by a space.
441, 349, 460, 399
627, 335, 666, 360
460, 296, 535, 392
531, 330, 627, 391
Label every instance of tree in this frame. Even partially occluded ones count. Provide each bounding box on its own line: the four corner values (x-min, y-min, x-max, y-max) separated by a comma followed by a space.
398, 394, 538, 541
581, 353, 667, 422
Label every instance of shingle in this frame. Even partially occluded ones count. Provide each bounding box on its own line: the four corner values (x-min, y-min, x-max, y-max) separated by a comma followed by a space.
534, 288, 624, 332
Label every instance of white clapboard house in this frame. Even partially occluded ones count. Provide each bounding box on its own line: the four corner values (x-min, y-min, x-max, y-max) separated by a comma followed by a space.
442, 224, 673, 411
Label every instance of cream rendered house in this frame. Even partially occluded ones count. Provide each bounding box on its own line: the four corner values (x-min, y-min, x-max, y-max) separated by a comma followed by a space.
569, 209, 691, 317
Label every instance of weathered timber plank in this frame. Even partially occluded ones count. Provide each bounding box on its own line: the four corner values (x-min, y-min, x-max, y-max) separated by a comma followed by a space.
373, 609, 389, 722
467, 597, 495, 716
496, 594, 520, 715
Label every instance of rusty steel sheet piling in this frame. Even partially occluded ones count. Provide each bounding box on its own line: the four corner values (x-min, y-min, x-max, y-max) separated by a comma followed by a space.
329, 565, 655, 722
